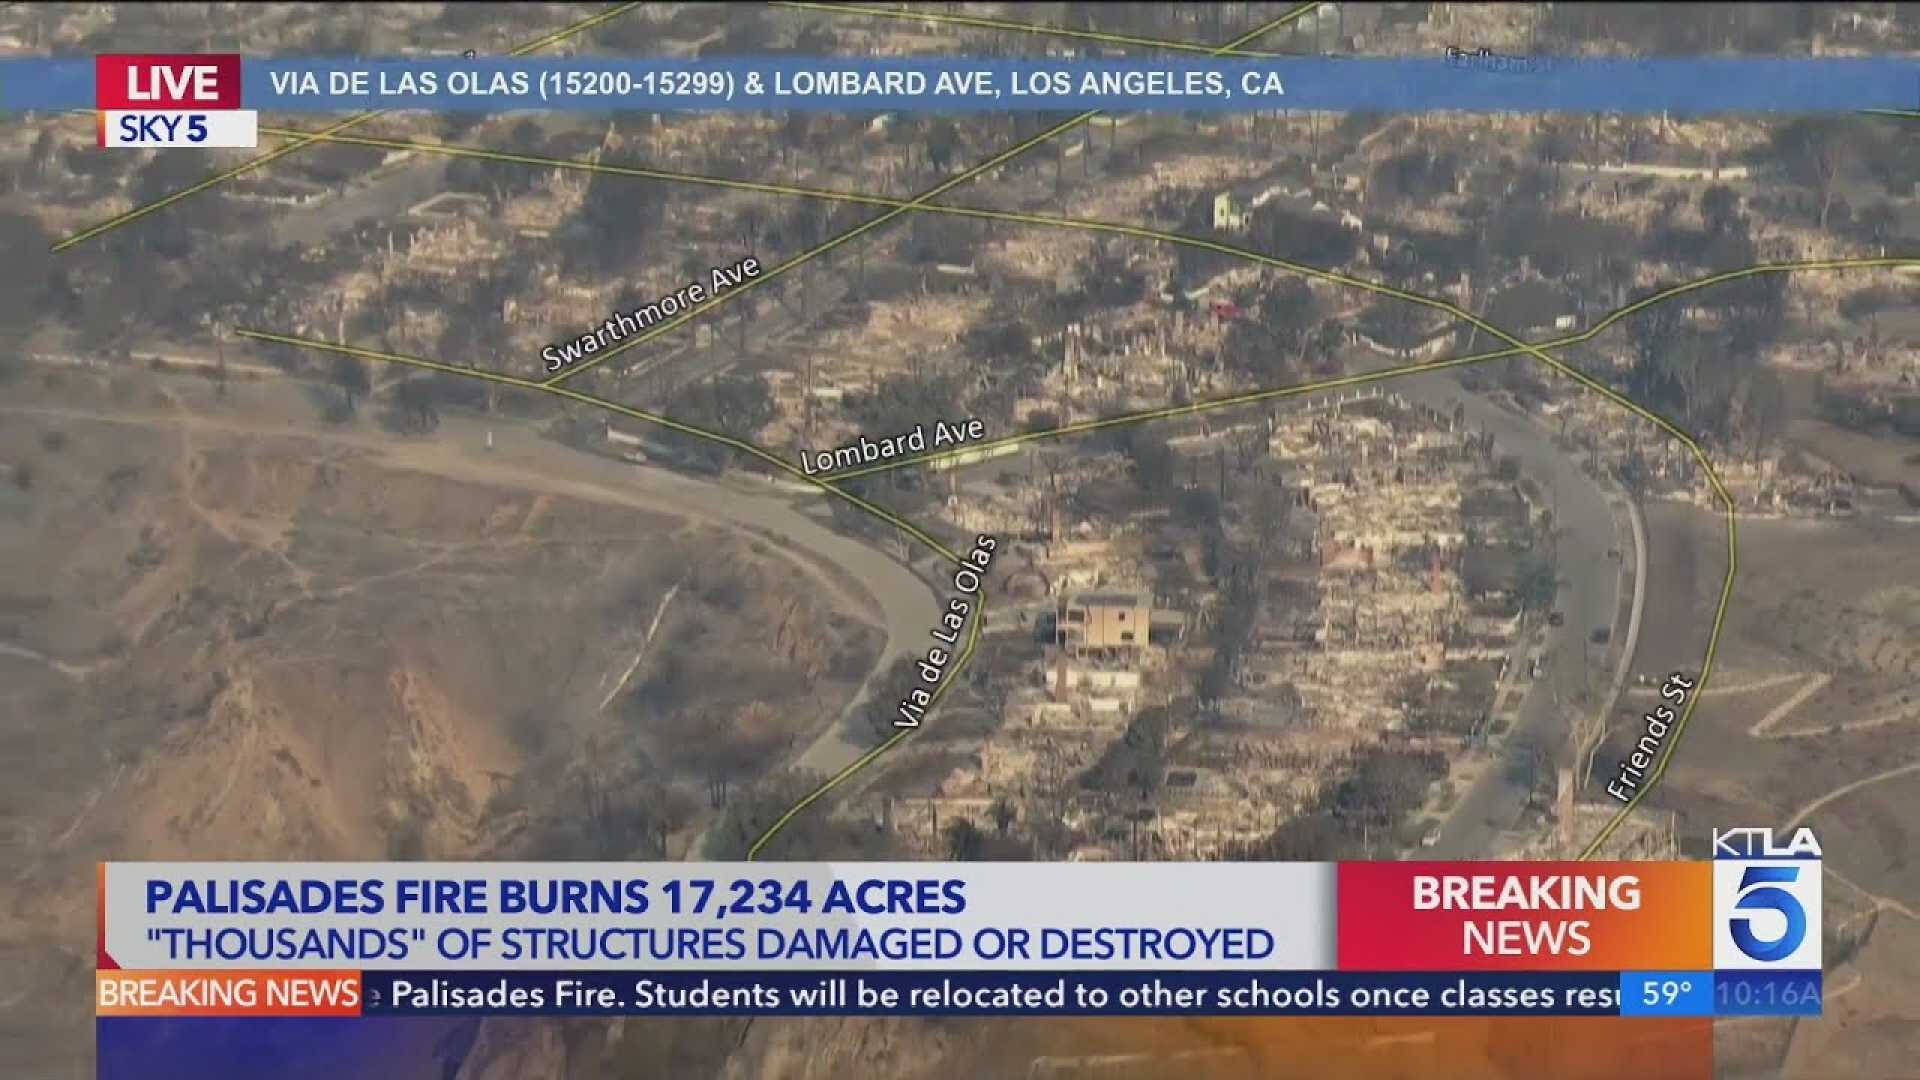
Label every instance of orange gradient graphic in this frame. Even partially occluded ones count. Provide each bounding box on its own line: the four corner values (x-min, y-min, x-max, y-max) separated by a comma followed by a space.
1339, 862, 1712, 970
96, 971, 362, 1017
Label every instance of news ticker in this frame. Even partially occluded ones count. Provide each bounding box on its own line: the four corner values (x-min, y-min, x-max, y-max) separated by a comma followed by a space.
99, 837, 1823, 1019
27, 53, 1920, 143
96, 969, 1818, 1020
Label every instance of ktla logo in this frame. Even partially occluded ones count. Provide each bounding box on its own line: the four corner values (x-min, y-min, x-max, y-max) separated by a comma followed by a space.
1712, 827, 1822, 970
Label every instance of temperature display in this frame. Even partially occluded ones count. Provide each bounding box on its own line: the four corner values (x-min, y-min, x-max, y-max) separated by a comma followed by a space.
1619, 971, 1715, 1016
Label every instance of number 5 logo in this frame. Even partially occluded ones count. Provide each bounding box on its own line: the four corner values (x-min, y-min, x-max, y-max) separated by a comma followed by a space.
1730, 866, 1806, 963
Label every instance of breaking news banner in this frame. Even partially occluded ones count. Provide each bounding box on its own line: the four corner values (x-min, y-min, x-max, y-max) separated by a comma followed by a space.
93, 54, 257, 147
95, 838, 1821, 1025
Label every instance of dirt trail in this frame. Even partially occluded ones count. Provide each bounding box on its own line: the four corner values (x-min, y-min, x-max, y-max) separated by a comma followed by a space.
0, 643, 99, 679
1733, 671, 1920, 740
1785, 761, 1920, 845
1747, 673, 1835, 737
1702, 672, 1810, 697
599, 580, 682, 713
1824, 859, 1920, 923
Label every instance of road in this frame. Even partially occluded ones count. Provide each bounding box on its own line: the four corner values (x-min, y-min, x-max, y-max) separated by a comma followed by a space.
266, 155, 452, 249
1373, 368, 1628, 859
1582, 493, 1647, 783
623, 269, 851, 406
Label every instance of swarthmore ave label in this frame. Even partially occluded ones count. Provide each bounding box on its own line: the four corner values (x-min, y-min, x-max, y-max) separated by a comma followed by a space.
896, 534, 997, 728
540, 258, 761, 373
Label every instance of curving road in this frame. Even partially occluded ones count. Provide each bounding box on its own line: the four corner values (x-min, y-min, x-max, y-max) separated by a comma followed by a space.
1367, 367, 1628, 858
0, 386, 940, 783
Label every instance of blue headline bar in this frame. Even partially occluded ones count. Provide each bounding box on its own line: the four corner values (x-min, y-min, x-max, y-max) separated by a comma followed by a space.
12, 56, 1920, 113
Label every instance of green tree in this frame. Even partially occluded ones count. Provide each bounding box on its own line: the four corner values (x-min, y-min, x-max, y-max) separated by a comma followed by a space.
862, 656, 924, 744
990, 797, 1016, 836
1333, 750, 1444, 829
1247, 203, 1358, 267
1250, 483, 1293, 557
1534, 128, 1575, 197
446, 152, 538, 207
1121, 430, 1176, 492
1222, 279, 1316, 382
1626, 296, 1684, 406
1370, 147, 1459, 204
128, 153, 215, 257
964, 320, 1036, 367
1739, 368, 1789, 453
709, 769, 898, 860
1080, 707, 1171, 794
925, 119, 960, 173
845, 373, 961, 436
777, 111, 812, 173
673, 374, 774, 437
661, 375, 776, 471
1767, 118, 1842, 229
1303, 318, 1345, 374
784, 198, 828, 251
1517, 552, 1558, 611
1232, 814, 1353, 860
329, 354, 370, 415
0, 212, 52, 378
1700, 184, 1741, 234
392, 378, 440, 433
1175, 487, 1222, 530
944, 819, 986, 861
572, 154, 665, 273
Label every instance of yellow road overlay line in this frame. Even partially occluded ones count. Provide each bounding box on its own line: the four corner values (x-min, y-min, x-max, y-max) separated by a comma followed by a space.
228, 0, 1911, 859
49, 2, 643, 252
767, 0, 1312, 58
541, 4, 1322, 387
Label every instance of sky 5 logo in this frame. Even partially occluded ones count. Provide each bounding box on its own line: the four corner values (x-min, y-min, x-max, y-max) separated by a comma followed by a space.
1712, 828, 1821, 970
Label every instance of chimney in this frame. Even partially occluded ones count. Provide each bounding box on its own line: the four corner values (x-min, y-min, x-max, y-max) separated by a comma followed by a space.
1557, 767, 1575, 853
